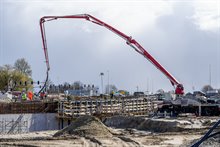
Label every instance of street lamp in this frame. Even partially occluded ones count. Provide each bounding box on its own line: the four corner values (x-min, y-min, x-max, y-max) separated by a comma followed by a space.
100, 72, 104, 94
107, 70, 109, 95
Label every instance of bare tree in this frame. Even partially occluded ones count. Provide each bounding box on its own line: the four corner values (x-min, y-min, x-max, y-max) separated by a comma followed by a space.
156, 89, 165, 94
72, 81, 83, 90
0, 64, 13, 71
14, 58, 32, 76
105, 84, 117, 94
201, 85, 213, 93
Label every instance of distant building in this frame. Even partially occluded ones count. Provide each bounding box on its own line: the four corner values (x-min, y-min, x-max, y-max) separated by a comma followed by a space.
66, 85, 99, 96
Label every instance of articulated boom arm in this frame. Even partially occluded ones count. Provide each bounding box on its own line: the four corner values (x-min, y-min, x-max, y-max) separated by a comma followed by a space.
40, 14, 184, 95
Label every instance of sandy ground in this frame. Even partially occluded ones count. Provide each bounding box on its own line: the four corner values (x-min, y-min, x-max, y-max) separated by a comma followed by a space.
0, 116, 219, 147
0, 129, 202, 147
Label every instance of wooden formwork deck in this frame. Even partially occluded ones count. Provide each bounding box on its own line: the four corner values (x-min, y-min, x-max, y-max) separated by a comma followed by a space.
57, 97, 158, 119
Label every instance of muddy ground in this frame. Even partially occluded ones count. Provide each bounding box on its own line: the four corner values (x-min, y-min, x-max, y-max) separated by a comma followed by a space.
0, 116, 219, 147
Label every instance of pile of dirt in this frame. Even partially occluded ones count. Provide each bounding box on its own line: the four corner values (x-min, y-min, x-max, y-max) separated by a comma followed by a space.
137, 119, 184, 132
182, 134, 220, 147
54, 115, 113, 138
104, 115, 185, 132
104, 115, 145, 128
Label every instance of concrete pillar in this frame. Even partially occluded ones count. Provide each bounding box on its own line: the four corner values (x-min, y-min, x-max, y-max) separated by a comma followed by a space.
199, 105, 201, 116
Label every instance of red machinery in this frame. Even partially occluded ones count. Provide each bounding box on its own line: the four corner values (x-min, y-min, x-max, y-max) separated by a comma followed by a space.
39, 14, 184, 95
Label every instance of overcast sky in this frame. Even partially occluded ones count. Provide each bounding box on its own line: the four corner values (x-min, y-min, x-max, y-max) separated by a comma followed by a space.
0, 0, 219, 93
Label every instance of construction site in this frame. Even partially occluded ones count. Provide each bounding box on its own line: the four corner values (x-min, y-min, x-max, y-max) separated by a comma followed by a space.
0, 94, 220, 146
0, 1, 220, 146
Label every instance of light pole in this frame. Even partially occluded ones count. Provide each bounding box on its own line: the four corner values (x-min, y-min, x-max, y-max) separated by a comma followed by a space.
209, 64, 212, 91
100, 72, 104, 94
107, 70, 109, 95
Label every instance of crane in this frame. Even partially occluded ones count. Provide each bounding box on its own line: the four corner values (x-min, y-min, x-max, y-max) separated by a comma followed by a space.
39, 14, 184, 95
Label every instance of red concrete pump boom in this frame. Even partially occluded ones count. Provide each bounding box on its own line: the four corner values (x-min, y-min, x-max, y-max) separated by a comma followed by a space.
39, 14, 184, 95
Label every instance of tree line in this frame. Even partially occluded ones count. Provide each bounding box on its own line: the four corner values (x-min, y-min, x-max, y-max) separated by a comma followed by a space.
0, 58, 32, 92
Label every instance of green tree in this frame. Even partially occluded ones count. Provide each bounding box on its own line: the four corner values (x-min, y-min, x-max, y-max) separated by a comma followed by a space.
11, 70, 33, 91
0, 64, 33, 91
0, 65, 13, 91
14, 58, 32, 76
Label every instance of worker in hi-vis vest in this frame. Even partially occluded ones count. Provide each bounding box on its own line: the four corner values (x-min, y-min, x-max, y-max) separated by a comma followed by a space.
22, 92, 27, 101
28, 91, 33, 100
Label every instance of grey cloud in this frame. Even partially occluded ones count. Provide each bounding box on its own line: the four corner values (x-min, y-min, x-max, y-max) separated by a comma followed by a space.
0, 1, 219, 93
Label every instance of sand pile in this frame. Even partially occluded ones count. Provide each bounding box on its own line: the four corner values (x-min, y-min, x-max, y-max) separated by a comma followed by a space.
104, 115, 184, 132
182, 134, 220, 147
137, 119, 183, 132
104, 115, 145, 128
54, 115, 112, 138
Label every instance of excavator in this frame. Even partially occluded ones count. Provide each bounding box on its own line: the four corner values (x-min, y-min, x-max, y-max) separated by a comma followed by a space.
38, 14, 184, 96
39, 14, 220, 146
